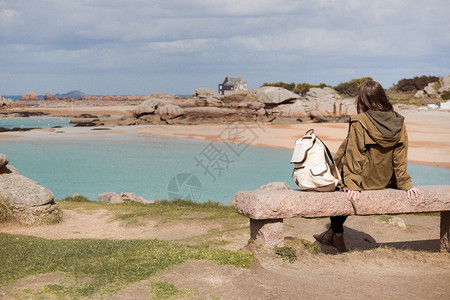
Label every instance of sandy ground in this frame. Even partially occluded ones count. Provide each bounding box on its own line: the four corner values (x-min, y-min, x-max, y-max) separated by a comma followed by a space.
1, 208, 449, 299
11, 105, 136, 117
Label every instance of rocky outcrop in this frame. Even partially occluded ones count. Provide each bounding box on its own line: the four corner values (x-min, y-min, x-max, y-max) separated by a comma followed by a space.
0, 97, 14, 107
273, 101, 309, 119
259, 182, 290, 191
21, 92, 39, 100
414, 75, 450, 99
120, 87, 357, 125
195, 96, 223, 107
439, 75, 450, 93
194, 88, 221, 99
0, 154, 61, 225
256, 87, 300, 104
70, 118, 102, 127
424, 82, 439, 96
157, 103, 184, 119
194, 88, 223, 107
310, 99, 356, 122
267, 87, 355, 122
414, 90, 427, 98
98, 192, 154, 204
130, 98, 184, 124
44, 92, 58, 100
0, 154, 8, 168
132, 98, 164, 118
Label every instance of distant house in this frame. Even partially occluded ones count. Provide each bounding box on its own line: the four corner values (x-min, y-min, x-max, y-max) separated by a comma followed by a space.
218, 76, 247, 95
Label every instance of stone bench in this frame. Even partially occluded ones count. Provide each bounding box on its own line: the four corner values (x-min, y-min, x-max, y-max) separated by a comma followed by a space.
235, 185, 450, 252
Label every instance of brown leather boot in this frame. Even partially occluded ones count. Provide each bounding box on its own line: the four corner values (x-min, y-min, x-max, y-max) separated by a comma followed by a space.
313, 227, 333, 246
332, 233, 348, 252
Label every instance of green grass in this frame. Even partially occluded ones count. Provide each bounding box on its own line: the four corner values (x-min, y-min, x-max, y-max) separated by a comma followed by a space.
0, 233, 255, 298
61, 195, 92, 202
150, 281, 190, 299
377, 215, 393, 223
287, 237, 322, 255
274, 246, 297, 263
57, 198, 241, 224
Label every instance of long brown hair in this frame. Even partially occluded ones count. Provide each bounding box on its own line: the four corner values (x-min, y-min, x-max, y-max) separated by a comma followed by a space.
356, 80, 393, 113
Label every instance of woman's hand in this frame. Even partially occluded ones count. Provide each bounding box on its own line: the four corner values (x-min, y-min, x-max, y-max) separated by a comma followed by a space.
407, 187, 420, 199
346, 190, 360, 201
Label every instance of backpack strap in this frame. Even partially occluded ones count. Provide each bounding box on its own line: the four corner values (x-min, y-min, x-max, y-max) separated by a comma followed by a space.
316, 135, 342, 184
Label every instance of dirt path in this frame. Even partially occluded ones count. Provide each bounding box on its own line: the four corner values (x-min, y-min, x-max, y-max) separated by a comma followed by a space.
1, 208, 449, 299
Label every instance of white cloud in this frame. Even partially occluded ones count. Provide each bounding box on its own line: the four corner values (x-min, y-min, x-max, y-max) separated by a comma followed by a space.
0, 7, 20, 36
0, 0, 449, 94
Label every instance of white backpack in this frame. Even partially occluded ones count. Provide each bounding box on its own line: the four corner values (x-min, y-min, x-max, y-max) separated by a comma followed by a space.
291, 129, 340, 192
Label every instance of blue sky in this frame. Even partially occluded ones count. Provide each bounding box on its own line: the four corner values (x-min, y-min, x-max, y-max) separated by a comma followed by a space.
1, 0, 449, 95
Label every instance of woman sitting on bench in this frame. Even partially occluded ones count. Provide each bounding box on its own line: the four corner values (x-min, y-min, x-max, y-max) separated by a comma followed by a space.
313, 80, 420, 252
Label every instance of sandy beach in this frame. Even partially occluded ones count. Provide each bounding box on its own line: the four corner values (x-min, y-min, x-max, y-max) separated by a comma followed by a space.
135, 108, 450, 167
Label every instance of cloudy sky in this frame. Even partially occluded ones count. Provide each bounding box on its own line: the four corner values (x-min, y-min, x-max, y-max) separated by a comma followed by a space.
1, 0, 449, 96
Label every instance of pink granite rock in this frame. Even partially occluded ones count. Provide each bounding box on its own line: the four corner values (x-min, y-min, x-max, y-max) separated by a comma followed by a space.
235, 186, 450, 219
21, 92, 39, 100
250, 219, 284, 247
236, 186, 450, 251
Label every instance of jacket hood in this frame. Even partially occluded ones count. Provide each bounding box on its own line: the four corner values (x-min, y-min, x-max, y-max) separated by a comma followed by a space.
351, 110, 405, 148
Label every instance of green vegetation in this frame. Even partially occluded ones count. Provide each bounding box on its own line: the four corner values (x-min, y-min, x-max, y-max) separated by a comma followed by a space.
441, 90, 450, 100
377, 215, 393, 223
261, 82, 329, 95
261, 75, 446, 103
285, 237, 322, 255
274, 246, 297, 263
261, 81, 296, 91
394, 75, 440, 92
58, 198, 241, 225
295, 82, 328, 95
0, 199, 253, 297
0, 233, 255, 298
61, 194, 92, 202
150, 281, 190, 299
334, 77, 373, 97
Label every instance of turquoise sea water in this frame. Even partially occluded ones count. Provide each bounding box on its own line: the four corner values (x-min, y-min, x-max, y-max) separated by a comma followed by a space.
1, 131, 449, 204
0, 117, 73, 129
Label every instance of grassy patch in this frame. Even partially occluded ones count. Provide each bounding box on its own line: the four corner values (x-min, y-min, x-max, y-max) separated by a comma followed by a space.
150, 281, 190, 299
61, 194, 92, 202
274, 246, 297, 263
287, 238, 322, 255
377, 215, 393, 223
0, 233, 255, 298
404, 212, 440, 217
57, 199, 243, 227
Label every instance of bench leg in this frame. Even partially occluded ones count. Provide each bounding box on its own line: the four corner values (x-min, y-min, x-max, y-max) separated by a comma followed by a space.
250, 218, 284, 248
440, 211, 450, 253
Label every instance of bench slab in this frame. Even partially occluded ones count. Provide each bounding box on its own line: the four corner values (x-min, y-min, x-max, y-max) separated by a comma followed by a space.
235, 186, 450, 251
236, 186, 449, 219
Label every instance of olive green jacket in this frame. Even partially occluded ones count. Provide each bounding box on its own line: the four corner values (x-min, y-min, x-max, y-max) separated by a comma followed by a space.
334, 111, 413, 191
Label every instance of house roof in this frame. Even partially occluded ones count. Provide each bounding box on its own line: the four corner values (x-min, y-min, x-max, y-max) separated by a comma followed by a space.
223, 76, 246, 86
